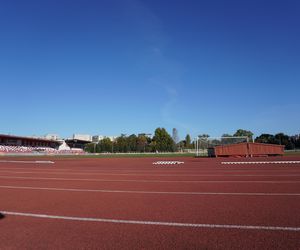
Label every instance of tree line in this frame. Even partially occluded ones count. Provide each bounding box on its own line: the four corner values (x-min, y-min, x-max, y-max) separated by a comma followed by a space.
85, 128, 180, 153
214, 129, 300, 150
84, 128, 300, 153
255, 133, 300, 150
219, 129, 300, 150
207, 129, 300, 150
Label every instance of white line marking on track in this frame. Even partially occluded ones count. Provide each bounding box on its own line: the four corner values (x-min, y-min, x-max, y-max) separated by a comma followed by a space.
1, 211, 299, 231
153, 161, 184, 165
222, 161, 300, 165
0, 160, 54, 164
0, 175, 299, 183
1, 170, 300, 177
0, 166, 300, 173
1, 185, 300, 196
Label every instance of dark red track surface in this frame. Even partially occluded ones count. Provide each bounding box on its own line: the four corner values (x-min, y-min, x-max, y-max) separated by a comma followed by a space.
0, 156, 300, 249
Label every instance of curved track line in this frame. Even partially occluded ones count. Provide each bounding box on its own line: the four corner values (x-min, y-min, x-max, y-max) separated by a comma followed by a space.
1, 211, 299, 231
1, 185, 300, 196
0, 175, 299, 183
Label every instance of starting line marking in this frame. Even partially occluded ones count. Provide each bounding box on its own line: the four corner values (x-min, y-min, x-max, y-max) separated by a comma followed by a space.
0, 175, 299, 183
153, 161, 184, 165
222, 161, 300, 165
0, 160, 54, 164
1, 211, 299, 232
1, 185, 300, 196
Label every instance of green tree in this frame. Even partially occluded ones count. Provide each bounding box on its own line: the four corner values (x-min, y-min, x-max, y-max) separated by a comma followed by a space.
291, 135, 300, 149
127, 134, 137, 152
152, 128, 175, 152
137, 134, 147, 152
177, 140, 185, 151
233, 129, 253, 141
274, 133, 289, 145
99, 137, 113, 152
185, 134, 191, 148
255, 134, 276, 144
274, 133, 294, 149
84, 143, 95, 153
145, 136, 153, 152
114, 135, 129, 153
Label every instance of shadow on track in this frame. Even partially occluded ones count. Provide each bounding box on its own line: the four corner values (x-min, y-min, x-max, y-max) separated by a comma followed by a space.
0, 213, 5, 219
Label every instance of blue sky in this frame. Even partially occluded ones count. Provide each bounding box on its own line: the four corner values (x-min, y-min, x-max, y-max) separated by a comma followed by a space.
0, 0, 299, 139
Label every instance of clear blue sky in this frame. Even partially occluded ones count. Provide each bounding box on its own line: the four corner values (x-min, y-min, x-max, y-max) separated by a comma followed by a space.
1, 0, 299, 139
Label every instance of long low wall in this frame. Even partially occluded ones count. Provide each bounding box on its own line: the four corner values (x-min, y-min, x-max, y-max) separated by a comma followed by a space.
211, 143, 284, 157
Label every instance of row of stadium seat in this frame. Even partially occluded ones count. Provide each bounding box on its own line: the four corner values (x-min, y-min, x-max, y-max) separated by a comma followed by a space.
0, 145, 35, 153
0, 145, 84, 154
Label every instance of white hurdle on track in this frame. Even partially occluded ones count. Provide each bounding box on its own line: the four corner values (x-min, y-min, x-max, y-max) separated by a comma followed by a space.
222, 161, 300, 165
153, 161, 184, 166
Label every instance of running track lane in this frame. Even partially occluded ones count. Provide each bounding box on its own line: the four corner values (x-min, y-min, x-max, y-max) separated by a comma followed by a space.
1, 156, 300, 249
1, 187, 299, 227
0, 175, 300, 193
1, 215, 299, 249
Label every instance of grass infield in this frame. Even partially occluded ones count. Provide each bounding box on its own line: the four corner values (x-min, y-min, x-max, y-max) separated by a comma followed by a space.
284, 150, 300, 156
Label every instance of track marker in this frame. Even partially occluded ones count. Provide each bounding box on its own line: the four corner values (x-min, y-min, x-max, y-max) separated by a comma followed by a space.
1, 185, 300, 196
0, 160, 54, 164
153, 161, 184, 165
35, 161, 54, 164
1, 211, 299, 232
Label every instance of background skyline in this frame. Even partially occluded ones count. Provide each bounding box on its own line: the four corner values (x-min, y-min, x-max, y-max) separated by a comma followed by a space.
1, 0, 299, 139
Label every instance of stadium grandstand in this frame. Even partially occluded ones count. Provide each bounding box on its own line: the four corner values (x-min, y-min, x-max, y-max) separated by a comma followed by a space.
64, 134, 92, 150
0, 134, 84, 154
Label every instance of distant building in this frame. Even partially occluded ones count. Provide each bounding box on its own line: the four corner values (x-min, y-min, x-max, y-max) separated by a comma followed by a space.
73, 134, 92, 142
92, 135, 118, 142
45, 134, 60, 140
92, 135, 104, 143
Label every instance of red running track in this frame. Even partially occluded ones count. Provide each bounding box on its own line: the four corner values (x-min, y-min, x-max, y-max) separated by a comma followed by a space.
0, 156, 300, 249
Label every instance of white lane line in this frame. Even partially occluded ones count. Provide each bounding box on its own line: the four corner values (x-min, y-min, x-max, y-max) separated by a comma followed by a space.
1, 170, 300, 177
0, 170, 299, 177
0, 160, 54, 164
0, 175, 299, 183
1, 185, 300, 196
1, 211, 299, 232
222, 161, 300, 165
0, 166, 300, 173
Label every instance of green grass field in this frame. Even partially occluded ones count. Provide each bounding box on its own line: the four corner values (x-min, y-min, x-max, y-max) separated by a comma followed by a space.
284, 150, 300, 156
